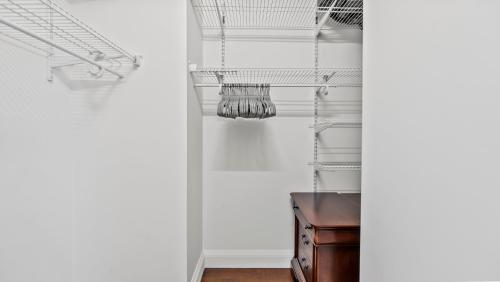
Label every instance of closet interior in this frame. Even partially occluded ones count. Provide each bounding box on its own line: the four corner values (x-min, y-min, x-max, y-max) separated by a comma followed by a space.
190, 1, 363, 280
2, 1, 498, 281
0, 0, 362, 281
190, 0, 363, 192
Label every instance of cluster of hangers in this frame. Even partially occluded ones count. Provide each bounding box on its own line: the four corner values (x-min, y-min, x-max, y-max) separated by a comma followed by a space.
217, 84, 277, 119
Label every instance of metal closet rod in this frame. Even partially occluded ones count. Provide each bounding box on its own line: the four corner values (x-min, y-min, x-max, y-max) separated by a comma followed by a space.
0, 17, 124, 79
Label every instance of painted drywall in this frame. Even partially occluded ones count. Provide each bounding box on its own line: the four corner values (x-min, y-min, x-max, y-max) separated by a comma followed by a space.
0, 0, 190, 281
203, 116, 313, 252
361, 0, 500, 281
0, 36, 73, 282
202, 37, 362, 259
187, 2, 204, 281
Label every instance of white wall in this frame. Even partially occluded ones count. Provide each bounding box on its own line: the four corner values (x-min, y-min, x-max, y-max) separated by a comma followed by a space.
202, 36, 362, 265
361, 0, 500, 281
0, 0, 190, 281
187, 2, 204, 281
203, 116, 312, 253
0, 36, 73, 282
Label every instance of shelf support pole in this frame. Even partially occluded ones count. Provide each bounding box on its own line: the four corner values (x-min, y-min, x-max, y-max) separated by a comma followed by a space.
214, 0, 225, 38
0, 16, 124, 79
315, 0, 339, 37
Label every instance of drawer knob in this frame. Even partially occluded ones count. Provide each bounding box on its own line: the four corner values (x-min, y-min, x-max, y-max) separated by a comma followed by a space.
304, 240, 310, 245
304, 225, 313, 230
301, 234, 306, 239
301, 257, 306, 262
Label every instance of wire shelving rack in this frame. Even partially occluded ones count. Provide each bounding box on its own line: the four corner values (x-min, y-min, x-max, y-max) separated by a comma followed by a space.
0, 0, 141, 79
189, 0, 363, 192
190, 66, 362, 88
310, 162, 361, 171
191, 0, 363, 35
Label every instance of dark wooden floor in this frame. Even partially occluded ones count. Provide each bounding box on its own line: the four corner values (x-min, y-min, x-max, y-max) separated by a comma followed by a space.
202, 268, 294, 282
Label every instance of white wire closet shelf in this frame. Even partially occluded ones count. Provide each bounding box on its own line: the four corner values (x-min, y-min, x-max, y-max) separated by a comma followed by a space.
310, 162, 361, 171
191, 0, 363, 35
190, 67, 362, 88
314, 119, 362, 133
191, 0, 363, 33
0, 0, 141, 79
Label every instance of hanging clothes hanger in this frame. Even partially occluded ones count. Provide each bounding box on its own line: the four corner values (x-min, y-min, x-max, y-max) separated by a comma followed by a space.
217, 83, 276, 119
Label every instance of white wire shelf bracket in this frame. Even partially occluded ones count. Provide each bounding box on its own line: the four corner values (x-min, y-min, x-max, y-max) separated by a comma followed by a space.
191, 0, 363, 36
189, 66, 362, 88
316, 0, 363, 35
313, 119, 362, 133
309, 162, 361, 171
0, 0, 141, 79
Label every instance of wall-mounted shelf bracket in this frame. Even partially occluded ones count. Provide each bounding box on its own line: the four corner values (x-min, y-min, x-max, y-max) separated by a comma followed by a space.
316, 73, 336, 95
215, 71, 224, 93
189, 63, 199, 72
312, 119, 362, 133
214, 0, 226, 37
132, 55, 143, 67
315, 0, 339, 37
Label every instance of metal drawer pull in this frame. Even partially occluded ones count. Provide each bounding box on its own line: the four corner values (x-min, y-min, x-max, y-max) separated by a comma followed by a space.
303, 240, 310, 245
301, 234, 306, 239
301, 257, 310, 269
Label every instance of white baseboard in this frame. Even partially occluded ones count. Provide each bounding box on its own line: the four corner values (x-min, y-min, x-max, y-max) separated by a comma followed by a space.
190, 253, 205, 282
204, 249, 293, 268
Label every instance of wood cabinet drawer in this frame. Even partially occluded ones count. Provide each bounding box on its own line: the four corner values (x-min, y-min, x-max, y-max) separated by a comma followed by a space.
297, 246, 313, 282
294, 205, 314, 239
298, 226, 313, 261
316, 228, 360, 245
295, 202, 360, 245
291, 258, 307, 282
